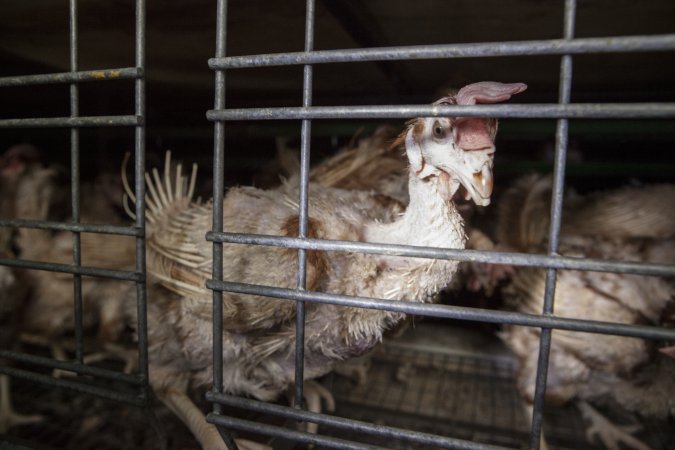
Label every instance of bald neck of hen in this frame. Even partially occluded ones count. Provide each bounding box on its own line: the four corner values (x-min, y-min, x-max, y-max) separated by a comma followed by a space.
364, 173, 466, 249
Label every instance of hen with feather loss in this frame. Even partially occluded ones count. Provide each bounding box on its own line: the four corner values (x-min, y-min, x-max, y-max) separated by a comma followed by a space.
131, 81, 526, 449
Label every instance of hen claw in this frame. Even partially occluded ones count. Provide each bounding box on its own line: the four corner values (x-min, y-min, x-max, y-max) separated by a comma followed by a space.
0, 374, 44, 433
290, 380, 335, 436
578, 401, 651, 450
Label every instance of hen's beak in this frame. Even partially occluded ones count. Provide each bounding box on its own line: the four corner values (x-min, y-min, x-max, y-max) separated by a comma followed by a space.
468, 162, 494, 206
439, 147, 494, 207
450, 118, 497, 206
454, 160, 493, 206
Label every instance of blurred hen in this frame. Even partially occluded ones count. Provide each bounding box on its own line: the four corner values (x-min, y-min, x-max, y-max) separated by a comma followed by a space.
1, 145, 136, 368
0, 146, 41, 432
495, 174, 675, 450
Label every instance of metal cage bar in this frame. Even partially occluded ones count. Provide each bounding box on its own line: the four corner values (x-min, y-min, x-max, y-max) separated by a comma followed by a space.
69, 0, 85, 365
0, 366, 145, 407
207, 103, 675, 121
0, 350, 142, 385
0, 0, 149, 407
293, 0, 316, 413
0, 115, 142, 128
206, 232, 675, 277
209, 33, 675, 69
529, 2, 576, 447
211, 413, 389, 450
211, 1, 231, 449
205, 3, 675, 450
207, 392, 509, 450
0, 257, 142, 281
0, 67, 142, 86
133, 0, 149, 399
0, 219, 142, 236
206, 281, 675, 342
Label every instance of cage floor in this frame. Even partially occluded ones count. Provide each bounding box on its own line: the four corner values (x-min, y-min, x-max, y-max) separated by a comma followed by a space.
319, 322, 674, 450
0, 374, 190, 450
2, 323, 673, 450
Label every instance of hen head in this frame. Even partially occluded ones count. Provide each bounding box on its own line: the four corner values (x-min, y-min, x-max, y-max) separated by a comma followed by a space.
396, 81, 527, 206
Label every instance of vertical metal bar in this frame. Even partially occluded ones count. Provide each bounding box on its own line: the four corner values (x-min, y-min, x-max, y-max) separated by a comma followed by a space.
529, 1, 575, 449
69, 0, 84, 364
134, 0, 150, 400
294, 0, 315, 410
212, 2, 237, 448
213, 0, 227, 424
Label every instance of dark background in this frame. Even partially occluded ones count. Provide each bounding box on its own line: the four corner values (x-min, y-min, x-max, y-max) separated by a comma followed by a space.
2, 0, 674, 191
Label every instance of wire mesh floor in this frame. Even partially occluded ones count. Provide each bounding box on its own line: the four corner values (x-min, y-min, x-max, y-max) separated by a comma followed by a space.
320, 322, 675, 450
2, 323, 673, 450
325, 346, 528, 447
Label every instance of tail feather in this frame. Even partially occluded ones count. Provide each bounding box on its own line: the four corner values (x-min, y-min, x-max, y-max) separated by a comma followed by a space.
122, 151, 198, 225
123, 151, 211, 299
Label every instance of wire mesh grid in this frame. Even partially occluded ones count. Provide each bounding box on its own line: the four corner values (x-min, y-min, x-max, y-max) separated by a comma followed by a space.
331, 346, 522, 430
324, 327, 674, 450
0, 1, 674, 450
326, 344, 528, 447
0, 353, 171, 450
0, 0, 149, 408
207, 0, 675, 449
1, 325, 672, 450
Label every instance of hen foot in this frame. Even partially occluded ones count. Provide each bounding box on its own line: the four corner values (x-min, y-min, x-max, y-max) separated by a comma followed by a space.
0, 374, 44, 433
157, 385, 271, 450
578, 401, 651, 450
295, 380, 335, 435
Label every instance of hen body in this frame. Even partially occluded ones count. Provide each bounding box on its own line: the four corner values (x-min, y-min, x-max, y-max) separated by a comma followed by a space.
308, 125, 409, 205
137, 82, 526, 449
1, 146, 135, 354
496, 175, 675, 449
0, 147, 43, 431
146, 174, 463, 400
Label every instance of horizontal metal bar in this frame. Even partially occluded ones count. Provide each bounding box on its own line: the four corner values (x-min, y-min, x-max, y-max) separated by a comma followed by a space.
209, 34, 675, 69
0, 257, 142, 281
0, 366, 146, 407
207, 413, 385, 450
206, 392, 509, 450
207, 103, 675, 121
147, 118, 675, 140
0, 115, 142, 128
0, 350, 142, 385
0, 219, 142, 237
206, 281, 675, 341
0, 67, 142, 87
205, 232, 675, 278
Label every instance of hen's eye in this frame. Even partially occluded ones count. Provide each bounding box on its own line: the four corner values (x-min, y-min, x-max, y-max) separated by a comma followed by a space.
432, 120, 446, 139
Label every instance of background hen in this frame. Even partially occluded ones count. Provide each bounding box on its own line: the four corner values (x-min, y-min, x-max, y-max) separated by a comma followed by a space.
494, 174, 675, 450
0, 147, 41, 432
0, 145, 136, 372
131, 81, 526, 449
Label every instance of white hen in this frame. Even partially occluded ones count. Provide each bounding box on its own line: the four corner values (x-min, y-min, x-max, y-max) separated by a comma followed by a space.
130, 81, 527, 449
